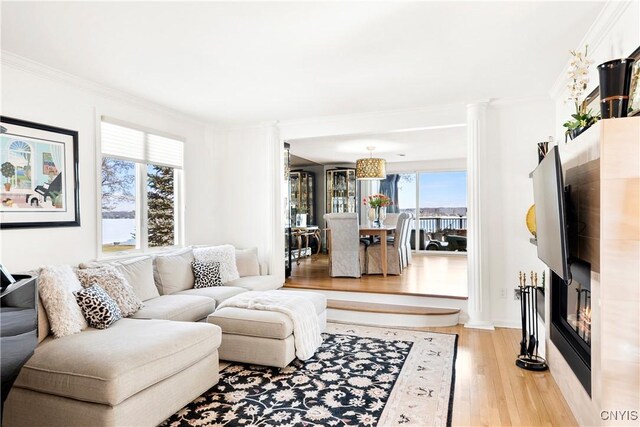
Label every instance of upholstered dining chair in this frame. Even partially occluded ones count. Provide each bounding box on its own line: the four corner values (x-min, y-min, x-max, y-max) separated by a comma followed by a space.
366, 212, 409, 275
400, 213, 414, 268
324, 213, 366, 278
383, 213, 400, 228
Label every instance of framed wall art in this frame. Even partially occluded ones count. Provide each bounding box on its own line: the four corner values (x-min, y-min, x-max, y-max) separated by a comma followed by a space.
627, 45, 640, 117
0, 116, 80, 228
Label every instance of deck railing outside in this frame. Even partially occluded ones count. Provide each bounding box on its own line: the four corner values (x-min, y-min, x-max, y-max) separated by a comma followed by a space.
414, 216, 467, 233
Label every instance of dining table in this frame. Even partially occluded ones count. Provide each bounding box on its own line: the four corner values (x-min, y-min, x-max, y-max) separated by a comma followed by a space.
359, 225, 396, 277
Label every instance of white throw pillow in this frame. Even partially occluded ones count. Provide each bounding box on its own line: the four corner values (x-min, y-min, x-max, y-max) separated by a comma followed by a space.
193, 245, 240, 284
153, 248, 195, 294
235, 247, 260, 277
38, 265, 88, 338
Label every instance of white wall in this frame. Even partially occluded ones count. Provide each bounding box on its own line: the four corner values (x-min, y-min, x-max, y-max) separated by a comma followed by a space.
0, 60, 214, 272
552, 1, 640, 141
385, 158, 467, 174
209, 124, 281, 276
484, 98, 553, 327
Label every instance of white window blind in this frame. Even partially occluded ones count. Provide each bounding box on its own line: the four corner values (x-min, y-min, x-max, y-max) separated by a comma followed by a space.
101, 119, 183, 169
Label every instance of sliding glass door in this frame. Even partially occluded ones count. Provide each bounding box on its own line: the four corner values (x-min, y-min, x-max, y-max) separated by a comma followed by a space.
393, 170, 467, 253
418, 171, 467, 252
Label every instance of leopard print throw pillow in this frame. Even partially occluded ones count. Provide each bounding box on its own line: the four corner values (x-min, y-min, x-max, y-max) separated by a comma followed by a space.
192, 261, 223, 288
74, 285, 122, 329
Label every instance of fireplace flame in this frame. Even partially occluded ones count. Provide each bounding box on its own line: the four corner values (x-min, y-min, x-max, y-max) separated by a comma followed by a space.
582, 307, 592, 325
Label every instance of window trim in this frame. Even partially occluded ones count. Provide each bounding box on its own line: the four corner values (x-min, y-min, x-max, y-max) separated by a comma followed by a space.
96, 116, 184, 259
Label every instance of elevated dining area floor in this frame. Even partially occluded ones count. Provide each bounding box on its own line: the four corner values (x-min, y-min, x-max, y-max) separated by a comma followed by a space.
284, 253, 468, 299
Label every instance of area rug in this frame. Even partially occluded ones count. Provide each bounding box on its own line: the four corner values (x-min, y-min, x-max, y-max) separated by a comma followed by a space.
161, 323, 458, 427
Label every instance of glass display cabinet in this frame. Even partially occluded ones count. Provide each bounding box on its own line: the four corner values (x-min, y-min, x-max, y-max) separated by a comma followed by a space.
283, 143, 292, 278
290, 170, 315, 226
326, 168, 357, 213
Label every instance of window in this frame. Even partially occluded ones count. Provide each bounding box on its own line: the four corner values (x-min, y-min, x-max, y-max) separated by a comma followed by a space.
100, 119, 183, 255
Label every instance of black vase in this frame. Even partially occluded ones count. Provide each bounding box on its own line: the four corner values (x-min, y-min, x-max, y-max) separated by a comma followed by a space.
598, 58, 636, 119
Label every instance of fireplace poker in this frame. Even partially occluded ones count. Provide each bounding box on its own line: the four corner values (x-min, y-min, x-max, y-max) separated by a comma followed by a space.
519, 272, 527, 356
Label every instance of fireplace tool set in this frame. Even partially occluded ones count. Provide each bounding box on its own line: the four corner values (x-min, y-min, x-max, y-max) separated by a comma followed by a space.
516, 271, 548, 371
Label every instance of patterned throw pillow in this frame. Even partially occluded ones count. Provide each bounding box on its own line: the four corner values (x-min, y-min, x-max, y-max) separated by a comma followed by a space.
74, 285, 122, 329
192, 261, 223, 288
193, 245, 240, 283
76, 266, 143, 317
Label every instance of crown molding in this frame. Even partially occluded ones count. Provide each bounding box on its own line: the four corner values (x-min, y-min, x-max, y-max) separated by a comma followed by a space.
1, 50, 214, 126
488, 95, 553, 107
277, 102, 467, 130
549, 1, 634, 99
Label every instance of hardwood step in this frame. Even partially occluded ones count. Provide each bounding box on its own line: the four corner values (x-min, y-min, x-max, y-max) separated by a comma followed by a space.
327, 300, 460, 316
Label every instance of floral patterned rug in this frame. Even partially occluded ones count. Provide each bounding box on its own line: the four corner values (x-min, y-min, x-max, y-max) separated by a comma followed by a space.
161, 323, 458, 427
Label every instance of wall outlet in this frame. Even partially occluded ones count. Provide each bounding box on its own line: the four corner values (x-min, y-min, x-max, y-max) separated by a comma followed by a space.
499, 288, 507, 299
514, 289, 521, 300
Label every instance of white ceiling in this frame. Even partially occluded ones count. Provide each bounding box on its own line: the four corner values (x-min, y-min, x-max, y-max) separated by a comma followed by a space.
1, 2, 604, 123
288, 125, 467, 164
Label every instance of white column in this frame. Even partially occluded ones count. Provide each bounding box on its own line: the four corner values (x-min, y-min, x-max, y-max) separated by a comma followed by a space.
266, 122, 285, 281
465, 102, 494, 330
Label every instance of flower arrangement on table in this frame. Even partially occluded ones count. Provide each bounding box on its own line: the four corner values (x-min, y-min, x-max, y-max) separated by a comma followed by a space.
363, 194, 392, 227
363, 194, 392, 208
563, 45, 600, 142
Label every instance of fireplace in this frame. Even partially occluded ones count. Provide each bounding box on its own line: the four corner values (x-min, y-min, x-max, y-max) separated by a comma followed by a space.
550, 259, 591, 395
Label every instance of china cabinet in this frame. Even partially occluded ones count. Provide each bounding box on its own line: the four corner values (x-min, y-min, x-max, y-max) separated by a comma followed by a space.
326, 168, 357, 213
290, 170, 315, 226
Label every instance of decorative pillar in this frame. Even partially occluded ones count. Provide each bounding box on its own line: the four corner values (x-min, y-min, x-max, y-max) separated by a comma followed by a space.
266, 122, 285, 281
465, 102, 494, 329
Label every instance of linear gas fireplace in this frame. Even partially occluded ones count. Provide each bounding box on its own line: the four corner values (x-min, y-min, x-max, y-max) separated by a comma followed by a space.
551, 259, 591, 395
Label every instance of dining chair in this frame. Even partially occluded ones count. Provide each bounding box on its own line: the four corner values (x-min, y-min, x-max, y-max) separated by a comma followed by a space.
365, 212, 409, 275
383, 213, 400, 228
324, 213, 366, 278
401, 213, 414, 268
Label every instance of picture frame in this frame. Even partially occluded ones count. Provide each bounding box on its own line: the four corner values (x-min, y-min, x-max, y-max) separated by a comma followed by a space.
0, 116, 80, 229
627, 45, 640, 117
581, 86, 600, 115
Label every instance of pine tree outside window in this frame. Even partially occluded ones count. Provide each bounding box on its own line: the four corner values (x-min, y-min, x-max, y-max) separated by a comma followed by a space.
100, 118, 183, 255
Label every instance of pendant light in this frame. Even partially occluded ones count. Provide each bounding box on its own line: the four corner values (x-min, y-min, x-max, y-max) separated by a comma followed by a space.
356, 146, 386, 180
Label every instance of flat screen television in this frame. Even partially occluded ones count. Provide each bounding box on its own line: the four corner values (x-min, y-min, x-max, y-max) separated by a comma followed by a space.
532, 146, 571, 282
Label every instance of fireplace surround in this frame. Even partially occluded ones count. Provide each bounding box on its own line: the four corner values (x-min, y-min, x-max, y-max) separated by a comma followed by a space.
550, 260, 592, 395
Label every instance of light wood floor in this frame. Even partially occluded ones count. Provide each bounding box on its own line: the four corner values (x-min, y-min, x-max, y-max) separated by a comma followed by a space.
423, 325, 577, 427
285, 252, 468, 298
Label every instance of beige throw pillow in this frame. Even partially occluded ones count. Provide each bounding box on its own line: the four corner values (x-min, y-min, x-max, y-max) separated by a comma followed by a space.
38, 265, 88, 338
235, 247, 260, 277
153, 248, 195, 295
75, 266, 144, 317
193, 245, 240, 284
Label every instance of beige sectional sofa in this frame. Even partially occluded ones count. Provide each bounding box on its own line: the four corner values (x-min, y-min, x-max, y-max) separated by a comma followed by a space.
3, 246, 284, 427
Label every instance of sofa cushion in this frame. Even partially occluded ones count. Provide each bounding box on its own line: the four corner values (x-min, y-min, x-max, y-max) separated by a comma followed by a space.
14, 318, 221, 406
226, 275, 283, 291
153, 248, 195, 295
38, 265, 88, 338
192, 261, 222, 288
208, 307, 293, 339
37, 298, 50, 344
235, 247, 260, 277
114, 257, 160, 301
193, 245, 239, 284
129, 295, 214, 322
80, 257, 160, 302
75, 266, 143, 317
175, 286, 246, 304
